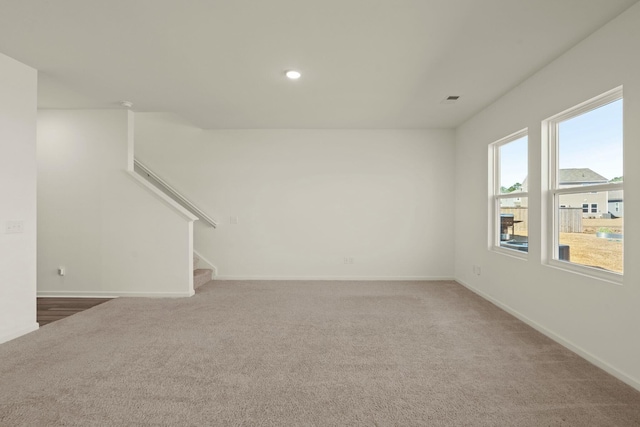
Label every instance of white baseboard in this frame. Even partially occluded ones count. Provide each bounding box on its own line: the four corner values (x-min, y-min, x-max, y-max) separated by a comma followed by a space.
454, 277, 640, 393
0, 323, 39, 344
37, 290, 194, 298
214, 276, 454, 281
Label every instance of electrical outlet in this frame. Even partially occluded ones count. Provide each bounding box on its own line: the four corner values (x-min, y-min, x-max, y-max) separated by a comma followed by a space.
4, 221, 24, 234
344, 257, 354, 264
230, 216, 238, 225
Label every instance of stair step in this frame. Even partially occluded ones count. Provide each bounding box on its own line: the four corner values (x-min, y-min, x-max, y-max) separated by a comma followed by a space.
193, 254, 200, 270
194, 268, 213, 289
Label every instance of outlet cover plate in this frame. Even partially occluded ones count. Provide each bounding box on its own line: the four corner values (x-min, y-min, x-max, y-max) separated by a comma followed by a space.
5, 221, 24, 234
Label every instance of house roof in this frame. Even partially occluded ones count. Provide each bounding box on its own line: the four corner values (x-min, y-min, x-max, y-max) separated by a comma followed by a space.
559, 168, 608, 184
520, 168, 609, 191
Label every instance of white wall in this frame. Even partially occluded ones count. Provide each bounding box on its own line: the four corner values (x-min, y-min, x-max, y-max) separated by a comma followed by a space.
0, 53, 38, 343
455, 3, 640, 389
38, 110, 195, 297
135, 116, 455, 280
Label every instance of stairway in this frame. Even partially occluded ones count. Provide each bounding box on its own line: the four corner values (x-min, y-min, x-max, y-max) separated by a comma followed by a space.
193, 255, 213, 290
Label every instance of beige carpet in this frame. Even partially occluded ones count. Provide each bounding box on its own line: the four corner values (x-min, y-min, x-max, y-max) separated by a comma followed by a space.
1, 280, 639, 426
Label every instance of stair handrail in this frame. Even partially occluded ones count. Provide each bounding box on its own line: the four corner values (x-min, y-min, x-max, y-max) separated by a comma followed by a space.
134, 158, 218, 228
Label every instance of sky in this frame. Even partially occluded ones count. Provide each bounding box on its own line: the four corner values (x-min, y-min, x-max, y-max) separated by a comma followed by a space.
500, 98, 623, 189
500, 135, 527, 190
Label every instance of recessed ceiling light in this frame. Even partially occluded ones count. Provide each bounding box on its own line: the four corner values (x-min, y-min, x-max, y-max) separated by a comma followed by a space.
285, 70, 301, 80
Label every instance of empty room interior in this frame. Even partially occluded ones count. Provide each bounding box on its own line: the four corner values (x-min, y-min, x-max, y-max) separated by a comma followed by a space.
2, 0, 640, 425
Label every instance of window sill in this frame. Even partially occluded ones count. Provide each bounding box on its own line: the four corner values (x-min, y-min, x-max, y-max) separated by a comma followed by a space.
546, 259, 623, 286
490, 245, 528, 261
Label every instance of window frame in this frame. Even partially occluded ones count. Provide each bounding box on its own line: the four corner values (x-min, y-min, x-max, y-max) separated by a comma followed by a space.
546, 87, 624, 283
489, 128, 528, 258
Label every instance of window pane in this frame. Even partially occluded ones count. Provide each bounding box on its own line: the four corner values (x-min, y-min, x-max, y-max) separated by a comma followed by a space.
558, 99, 623, 188
557, 191, 623, 273
499, 136, 528, 194
499, 198, 528, 252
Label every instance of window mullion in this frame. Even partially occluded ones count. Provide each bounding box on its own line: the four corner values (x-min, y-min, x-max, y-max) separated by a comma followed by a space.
495, 192, 528, 200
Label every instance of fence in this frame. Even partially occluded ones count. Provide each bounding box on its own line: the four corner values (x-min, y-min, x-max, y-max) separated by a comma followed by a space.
500, 207, 528, 236
499, 206, 583, 235
559, 207, 582, 233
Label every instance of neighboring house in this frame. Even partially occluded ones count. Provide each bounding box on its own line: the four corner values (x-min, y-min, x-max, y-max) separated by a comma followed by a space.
558, 168, 608, 218
500, 197, 524, 208
520, 168, 610, 217
608, 190, 624, 217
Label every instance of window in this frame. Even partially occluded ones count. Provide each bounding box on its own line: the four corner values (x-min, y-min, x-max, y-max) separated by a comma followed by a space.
546, 87, 623, 279
490, 129, 528, 255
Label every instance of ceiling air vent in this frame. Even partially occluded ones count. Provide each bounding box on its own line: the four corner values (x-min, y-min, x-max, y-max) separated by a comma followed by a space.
441, 95, 460, 104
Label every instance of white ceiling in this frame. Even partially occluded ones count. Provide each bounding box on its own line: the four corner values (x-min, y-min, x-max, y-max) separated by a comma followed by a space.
0, 0, 637, 129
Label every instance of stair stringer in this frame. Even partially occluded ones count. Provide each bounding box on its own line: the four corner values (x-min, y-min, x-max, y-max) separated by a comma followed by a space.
193, 249, 218, 277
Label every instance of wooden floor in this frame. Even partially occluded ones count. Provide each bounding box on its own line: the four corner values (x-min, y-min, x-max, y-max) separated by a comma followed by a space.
37, 298, 112, 326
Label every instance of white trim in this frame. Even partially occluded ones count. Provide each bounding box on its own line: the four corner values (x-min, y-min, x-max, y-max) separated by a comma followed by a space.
554, 182, 623, 195
545, 87, 624, 281
193, 249, 218, 276
127, 111, 135, 170
0, 323, 39, 344
188, 221, 195, 292
126, 170, 198, 222
213, 276, 454, 281
491, 246, 528, 260
455, 278, 640, 392
134, 159, 217, 228
546, 260, 623, 286
491, 128, 529, 151
488, 129, 529, 252
491, 128, 528, 195
545, 86, 623, 124
37, 290, 195, 298
494, 192, 527, 200
125, 115, 196, 223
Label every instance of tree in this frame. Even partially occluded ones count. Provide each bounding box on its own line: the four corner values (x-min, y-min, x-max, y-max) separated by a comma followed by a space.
508, 182, 522, 192
501, 182, 522, 193
609, 176, 623, 182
